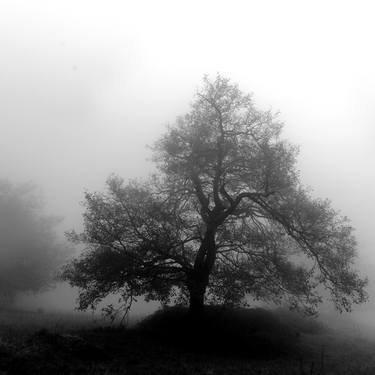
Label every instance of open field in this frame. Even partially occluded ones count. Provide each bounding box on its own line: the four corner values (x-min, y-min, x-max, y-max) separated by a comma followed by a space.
1, 307, 375, 374
0, 309, 108, 344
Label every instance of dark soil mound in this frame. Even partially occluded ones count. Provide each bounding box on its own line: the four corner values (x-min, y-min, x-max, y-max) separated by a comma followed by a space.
137, 306, 311, 359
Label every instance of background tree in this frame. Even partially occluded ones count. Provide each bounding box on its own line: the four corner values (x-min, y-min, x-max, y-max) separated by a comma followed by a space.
62, 75, 367, 317
0, 179, 70, 308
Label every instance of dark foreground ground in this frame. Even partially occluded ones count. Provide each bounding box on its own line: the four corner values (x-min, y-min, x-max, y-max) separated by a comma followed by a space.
0, 307, 375, 375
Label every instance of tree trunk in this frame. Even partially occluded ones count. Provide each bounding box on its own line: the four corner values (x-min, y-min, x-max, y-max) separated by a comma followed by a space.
188, 278, 207, 319
188, 223, 217, 319
189, 287, 205, 316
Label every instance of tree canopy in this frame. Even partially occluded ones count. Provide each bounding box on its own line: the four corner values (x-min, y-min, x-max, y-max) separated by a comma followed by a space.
62, 75, 367, 316
0, 180, 70, 307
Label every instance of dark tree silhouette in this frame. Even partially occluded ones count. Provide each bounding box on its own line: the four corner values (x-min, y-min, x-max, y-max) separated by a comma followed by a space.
0, 180, 71, 308
62, 75, 367, 317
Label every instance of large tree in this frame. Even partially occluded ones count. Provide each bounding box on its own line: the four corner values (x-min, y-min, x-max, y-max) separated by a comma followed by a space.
0, 180, 70, 308
62, 75, 367, 317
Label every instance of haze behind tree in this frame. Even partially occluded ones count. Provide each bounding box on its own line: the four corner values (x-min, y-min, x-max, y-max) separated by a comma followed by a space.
62, 75, 367, 318
0, 1, 374, 326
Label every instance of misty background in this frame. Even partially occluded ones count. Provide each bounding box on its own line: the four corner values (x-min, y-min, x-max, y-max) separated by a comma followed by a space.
1, 1, 374, 324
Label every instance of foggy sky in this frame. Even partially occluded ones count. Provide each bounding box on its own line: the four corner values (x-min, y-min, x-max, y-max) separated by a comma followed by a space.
1, 1, 375, 316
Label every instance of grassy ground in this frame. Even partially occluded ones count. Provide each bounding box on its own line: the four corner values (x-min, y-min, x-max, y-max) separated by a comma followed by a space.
0, 307, 375, 374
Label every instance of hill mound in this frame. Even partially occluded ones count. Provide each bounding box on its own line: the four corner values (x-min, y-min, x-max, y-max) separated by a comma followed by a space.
136, 306, 325, 359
